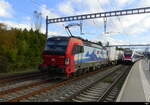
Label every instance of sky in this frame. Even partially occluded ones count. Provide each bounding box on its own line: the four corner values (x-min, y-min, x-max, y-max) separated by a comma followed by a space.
0, 0, 150, 48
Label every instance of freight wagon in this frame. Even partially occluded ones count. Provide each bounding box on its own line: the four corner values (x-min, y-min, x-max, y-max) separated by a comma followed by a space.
107, 47, 123, 65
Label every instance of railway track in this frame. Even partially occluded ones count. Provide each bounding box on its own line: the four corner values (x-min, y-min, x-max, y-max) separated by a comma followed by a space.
1, 65, 115, 102
0, 65, 130, 102
4, 65, 124, 102
0, 71, 48, 86
0, 71, 41, 80
0, 78, 63, 102
61, 65, 131, 102
97, 67, 130, 102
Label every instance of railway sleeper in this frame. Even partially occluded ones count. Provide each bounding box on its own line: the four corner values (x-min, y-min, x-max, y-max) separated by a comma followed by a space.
72, 99, 83, 102
82, 92, 101, 97
88, 87, 106, 91
104, 98, 114, 102
85, 89, 105, 93
59, 96, 65, 100
75, 96, 96, 102
106, 95, 115, 99
86, 90, 104, 94
67, 91, 74, 95
109, 91, 118, 96
79, 94, 99, 99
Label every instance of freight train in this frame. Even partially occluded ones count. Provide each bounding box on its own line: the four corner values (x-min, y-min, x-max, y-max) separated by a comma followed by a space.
39, 36, 123, 78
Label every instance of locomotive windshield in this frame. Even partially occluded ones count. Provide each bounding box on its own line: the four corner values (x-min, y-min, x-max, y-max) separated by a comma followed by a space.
124, 50, 132, 56
43, 37, 68, 55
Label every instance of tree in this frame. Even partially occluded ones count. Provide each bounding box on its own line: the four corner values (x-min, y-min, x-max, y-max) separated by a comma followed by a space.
0, 24, 46, 73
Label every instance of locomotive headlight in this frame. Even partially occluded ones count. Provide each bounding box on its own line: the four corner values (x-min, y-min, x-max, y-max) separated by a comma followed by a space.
65, 58, 70, 65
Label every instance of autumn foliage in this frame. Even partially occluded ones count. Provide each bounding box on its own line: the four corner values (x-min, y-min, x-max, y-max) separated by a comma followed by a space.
0, 23, 46, 73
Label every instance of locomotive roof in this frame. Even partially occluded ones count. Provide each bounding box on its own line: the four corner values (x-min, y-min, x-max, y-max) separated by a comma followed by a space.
48, 36, 103, 47
48, 36, 70, 40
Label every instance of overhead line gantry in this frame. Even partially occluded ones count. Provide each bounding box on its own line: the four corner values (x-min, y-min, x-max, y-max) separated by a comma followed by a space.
107, 44, 150, 47
45, 6, 150, 41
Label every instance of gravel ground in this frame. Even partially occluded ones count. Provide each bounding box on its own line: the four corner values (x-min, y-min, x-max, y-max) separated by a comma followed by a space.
20, 65, 122, 102
0, 79, 60, 102
0, 74, 50, 91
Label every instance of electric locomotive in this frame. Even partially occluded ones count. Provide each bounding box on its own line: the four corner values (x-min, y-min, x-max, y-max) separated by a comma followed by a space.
39, 36, 108, 78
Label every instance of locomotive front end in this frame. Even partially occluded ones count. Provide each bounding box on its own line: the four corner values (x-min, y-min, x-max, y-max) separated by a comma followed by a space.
39, 37, 70, 77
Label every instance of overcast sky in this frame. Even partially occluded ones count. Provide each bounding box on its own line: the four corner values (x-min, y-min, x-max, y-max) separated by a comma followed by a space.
0, 0, 150, 46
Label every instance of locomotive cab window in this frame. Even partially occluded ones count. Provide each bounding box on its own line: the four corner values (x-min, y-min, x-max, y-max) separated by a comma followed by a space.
72, 45, 84, 54
43, 37, 69, 55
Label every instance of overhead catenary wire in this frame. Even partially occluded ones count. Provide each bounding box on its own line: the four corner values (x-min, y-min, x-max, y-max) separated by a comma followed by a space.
108, 2, 128, 34
96, 0, 119, 36
96, 0, 112, 44
107, 1, 130, 37
105, 0, 131, 46
89, 0, 107, 35
92, 0, 105, 27
62, 24, 71, 37
97, 0, 111, 34
96, 0, 131, 46
97, 0, 119, 35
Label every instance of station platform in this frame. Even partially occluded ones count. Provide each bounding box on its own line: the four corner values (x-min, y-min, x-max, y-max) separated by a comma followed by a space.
116, 59, 150, 102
